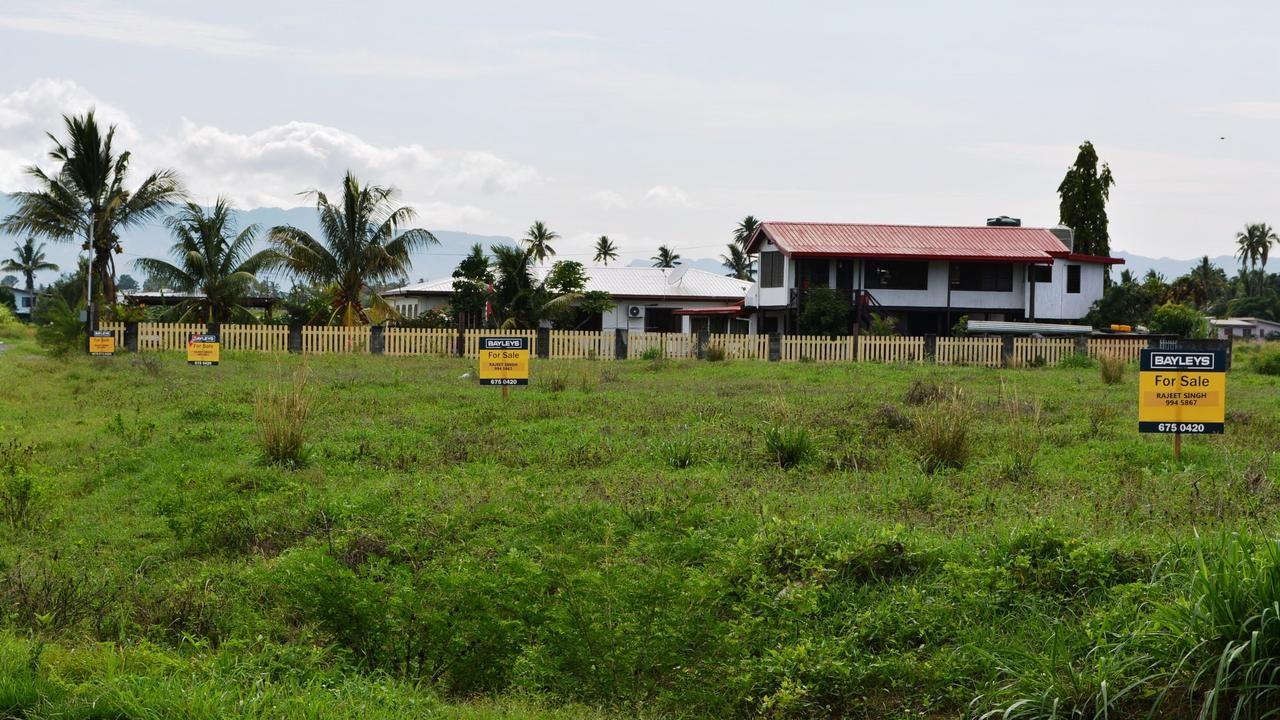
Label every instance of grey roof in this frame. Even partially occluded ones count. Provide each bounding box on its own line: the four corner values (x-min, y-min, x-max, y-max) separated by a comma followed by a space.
385, 266, 753, 301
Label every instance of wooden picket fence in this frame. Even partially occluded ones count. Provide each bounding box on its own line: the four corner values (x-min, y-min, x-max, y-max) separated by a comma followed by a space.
1012, 338, 1076, 367
548, 330, 616, 359
628, 332, 697, 359
385, 327, 455, 357
1087, 337, 1147, 362
135, 322, 208, 352
707, 333, 769, 360
98, 321, 127, 347
222, 324, 289, 352
936, 337, 1003, 367
857, 335, 926, 364
780, 335, 856, 362
303, 326, 369, 354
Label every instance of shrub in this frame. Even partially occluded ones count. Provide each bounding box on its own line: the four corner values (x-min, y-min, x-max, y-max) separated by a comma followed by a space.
914, 401, 971, 473
1255, 347, 1280, 376
1098, 354, 1125, 384
1153, 534, 1280, 718
0, 305, 23, 339
798, 288, 850, 336
764, 425, 812, 469
0, 438, 40, 529
640, 346, 663, 361
1149, 301, 1209, 338
33, 296, 84, 358
704, 345, 726, 362
868, 402, 913, 431
904, 378, 946, 406
1057, 352, 1095, 369
867, 312, 899, 336
661, 434, 697, 469
254, 366, 312, 468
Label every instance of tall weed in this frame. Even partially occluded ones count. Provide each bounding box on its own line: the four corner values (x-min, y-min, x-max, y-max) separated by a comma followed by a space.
255, 365, 312, 468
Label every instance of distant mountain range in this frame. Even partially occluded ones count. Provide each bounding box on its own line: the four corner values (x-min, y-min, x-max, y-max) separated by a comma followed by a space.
0, 193, 1245, 287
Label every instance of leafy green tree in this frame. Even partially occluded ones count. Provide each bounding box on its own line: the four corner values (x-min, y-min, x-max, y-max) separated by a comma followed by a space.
116, 273, 138, 292
651, 245, 681, 268
523, 221, 558, 265
449, 243, 493, 326
1148, 302, 1209, 338
269, 171, 438, 325
544, 260, 589, 294
720, 243, 754, 280
1, 111, 183, 307
733, 215, 761, 248
2, 238, 59, 300
593, 236, 618, 266
1084, 273, 1160, 327
1057, 141, 1115, 258
134, 199, 276, 322
798, 287, 850, 336
1180, 256, 1227, 310
0, 276, 15, 288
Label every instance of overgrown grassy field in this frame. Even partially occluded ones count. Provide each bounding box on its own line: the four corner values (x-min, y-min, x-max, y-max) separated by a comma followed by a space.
2, 330, 1280, 719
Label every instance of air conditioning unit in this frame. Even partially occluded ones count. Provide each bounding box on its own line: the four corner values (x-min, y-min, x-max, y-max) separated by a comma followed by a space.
628, 305, 644, 319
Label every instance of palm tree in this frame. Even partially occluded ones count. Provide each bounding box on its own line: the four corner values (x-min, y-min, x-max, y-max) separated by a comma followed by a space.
1, 111, 183, 308
1235, 223, 1277, 292
523, 221, 558, 265
733, 215, 761, 248
490, 244, 538, 328
2, 237, 59, 299
1187, 256, 1224, 310
133, 199, 275, 322
720, 243, 754, 280
651, 245, 681, 268
268, 171, 438, 325
593, 235, 618, 265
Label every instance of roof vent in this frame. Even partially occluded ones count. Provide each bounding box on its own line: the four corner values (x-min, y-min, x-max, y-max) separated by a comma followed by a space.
1049, 225, 1074, 252
986, 215, 1021, 227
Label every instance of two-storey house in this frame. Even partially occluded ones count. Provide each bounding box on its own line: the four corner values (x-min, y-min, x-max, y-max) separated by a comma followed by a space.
744, 220, 1121, 334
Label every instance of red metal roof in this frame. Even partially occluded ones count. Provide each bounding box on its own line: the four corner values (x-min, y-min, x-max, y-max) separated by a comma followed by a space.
746, 221, 1121, 264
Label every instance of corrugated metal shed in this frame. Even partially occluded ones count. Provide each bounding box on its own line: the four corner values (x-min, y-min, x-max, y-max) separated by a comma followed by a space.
384, 266, 753, 301
747, 221, 1078, 263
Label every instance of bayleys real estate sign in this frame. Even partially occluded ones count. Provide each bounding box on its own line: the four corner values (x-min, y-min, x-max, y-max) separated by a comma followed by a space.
187, 333, 221, 366
1138, 349, 1226, 434
478, 336, 530, 386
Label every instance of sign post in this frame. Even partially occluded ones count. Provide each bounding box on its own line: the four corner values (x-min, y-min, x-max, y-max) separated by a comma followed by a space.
187, 333, 221, 366
1138, 349, 1226, 459
478, 336, 530, 396
88, 330, 116, 357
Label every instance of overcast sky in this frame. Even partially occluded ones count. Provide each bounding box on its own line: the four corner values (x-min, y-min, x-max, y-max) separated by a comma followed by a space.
1, 0, 1277, 270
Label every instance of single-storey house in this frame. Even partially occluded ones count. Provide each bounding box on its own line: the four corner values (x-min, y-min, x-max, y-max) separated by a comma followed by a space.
744, 219, 1121, 335
8, 286, 34, 318
383, 266, 756, 334
1210, 317, 1280, 341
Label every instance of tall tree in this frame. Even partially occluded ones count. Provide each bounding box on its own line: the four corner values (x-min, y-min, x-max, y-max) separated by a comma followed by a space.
1057, 141, 1115, 258
489, 244, 538, 328
523, 221, 558, 265
733, 215, 761, 248
651, 245, 681, 268
720, 243, 754, 280
1, 111, 183, 307
1236, 223, 1277, 270
449, 243, 493, 326
134, 198, 275, 322
2, 237, 59, 298
268, 171, 438, 325
117, 273, 139, 292
593, 235, 618, 265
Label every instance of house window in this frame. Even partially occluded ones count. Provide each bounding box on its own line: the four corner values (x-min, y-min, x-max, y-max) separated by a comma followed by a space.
865, 260, 929, 290
950, 262, 1013, 292
20, 296, 32, 308
644, 308, 681, 333
1031, 265, 1052, 283
760, 252, 784, 288
1066, 265, 1081, 294
794, 258, 829, 289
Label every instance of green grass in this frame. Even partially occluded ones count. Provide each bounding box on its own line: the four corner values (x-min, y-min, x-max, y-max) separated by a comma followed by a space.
2, 332, 1280, 718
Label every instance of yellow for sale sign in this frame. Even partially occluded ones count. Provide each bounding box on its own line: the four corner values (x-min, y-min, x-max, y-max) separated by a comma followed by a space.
187, 333, 220, 366
88, 330, 115, 356
478, 336, 529, 386
1138, 349, 1225, 434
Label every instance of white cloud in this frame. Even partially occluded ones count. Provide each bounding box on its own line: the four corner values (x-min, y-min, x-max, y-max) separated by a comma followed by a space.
589, 189, 628, 210
0, 79, 536, 225
643, 185, 691, 207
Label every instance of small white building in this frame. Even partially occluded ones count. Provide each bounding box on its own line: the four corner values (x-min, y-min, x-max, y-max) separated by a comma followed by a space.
1210, 317, 1280, 341
8, 287, 34, 318
383, 266, 755, 334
